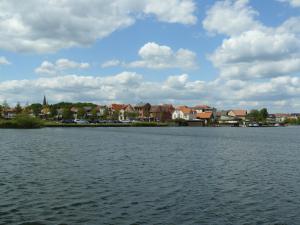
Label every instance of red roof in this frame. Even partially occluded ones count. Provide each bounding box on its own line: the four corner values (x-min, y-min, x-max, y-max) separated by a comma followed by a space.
178, 106, 193, 114
111, 104, 127, 111
230, 110, 247, 117
196, 111, 213, 119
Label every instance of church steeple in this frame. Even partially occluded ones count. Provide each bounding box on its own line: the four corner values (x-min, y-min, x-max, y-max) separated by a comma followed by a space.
43, 95, 47, 106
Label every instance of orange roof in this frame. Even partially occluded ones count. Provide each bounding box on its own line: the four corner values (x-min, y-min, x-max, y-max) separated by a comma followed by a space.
197, 111, 213, 119
111, 104, 127, 111
230, 110, 247, 117
178, 106, 193, 114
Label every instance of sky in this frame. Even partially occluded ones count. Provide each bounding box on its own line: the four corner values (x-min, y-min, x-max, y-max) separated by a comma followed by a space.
0, 0, 300, 112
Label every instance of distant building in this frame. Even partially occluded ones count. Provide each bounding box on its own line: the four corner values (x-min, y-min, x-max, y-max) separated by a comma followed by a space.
134, 102, 151, 121
228, 110, 248, 121
172, 106, 196, 120
2, 108, 17, 119
274, 114, 290, 123
119, 104, 136, 121
150, 104, 174, 122
196, 111, 214, 125
193, 105, 217, 121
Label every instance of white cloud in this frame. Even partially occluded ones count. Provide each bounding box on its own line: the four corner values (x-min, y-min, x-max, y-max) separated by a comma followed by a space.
0, 56, 11, 65
35, 59, 90, 76
0, 72, 208, 105
101, 60, 123, 68
107, 42, 198, 70
0, 0, 197, 53
278, 0, 300, 7
144, 0, 197, 25
203, 0, 300, 80
203, 0, 262, 36
2, 70, 300, 111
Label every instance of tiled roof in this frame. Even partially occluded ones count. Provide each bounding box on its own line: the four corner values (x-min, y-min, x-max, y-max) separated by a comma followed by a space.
230, 110, 247, 117
178, 106, 193, 114
196, 111, 213, 119
150, 105, 162, 113
111, 104, 127, 111
274, 113, 290, 117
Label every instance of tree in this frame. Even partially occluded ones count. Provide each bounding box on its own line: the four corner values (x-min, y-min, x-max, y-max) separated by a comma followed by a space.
15, 102, 23, 114
91, 108, 98, 120
125, 111, 138, 120
247, 108, 269, 122
30, 103, 43, 116
260, 108, 269, 120
77, 107, 85, 119
62, 107, 73, 119
111, 110, 120, 121
49, 105, 58, 118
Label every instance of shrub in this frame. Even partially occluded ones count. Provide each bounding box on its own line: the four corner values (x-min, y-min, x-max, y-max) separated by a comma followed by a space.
0, 115, 44, 129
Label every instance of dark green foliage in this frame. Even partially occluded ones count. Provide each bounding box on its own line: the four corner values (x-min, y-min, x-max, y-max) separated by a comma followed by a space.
62, 107, 73, 119
29, 103, 43, 116
0, 115, 44, 129
15, 102, 23, 114
77, 107, 85, 119
247, 108, 269, 122
285, 118, 300, 125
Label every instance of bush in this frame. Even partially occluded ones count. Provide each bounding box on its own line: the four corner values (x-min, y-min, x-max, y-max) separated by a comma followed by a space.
0, 115, 44, 129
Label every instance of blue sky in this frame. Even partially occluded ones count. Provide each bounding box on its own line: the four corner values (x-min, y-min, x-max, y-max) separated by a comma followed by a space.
0, 0, 300, 112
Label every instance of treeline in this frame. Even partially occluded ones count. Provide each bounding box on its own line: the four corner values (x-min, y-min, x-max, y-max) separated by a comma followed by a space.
246, 108, 269, 122
285, 117, 300, 125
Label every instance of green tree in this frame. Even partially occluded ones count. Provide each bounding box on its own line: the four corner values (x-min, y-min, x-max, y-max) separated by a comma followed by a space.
91, 108, 98, 120
247, 108, 269, 122
30, 103, 43, 116
49, 105, 58, 118
77, 107, 85, 119
111, 110, 120, 121
260, 108, 269, 120
15, 102, 23, 114
62, 107, 73, 119
125, 111, 138, 120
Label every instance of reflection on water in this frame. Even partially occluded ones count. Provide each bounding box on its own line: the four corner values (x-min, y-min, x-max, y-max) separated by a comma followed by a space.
1, 127, 300, 225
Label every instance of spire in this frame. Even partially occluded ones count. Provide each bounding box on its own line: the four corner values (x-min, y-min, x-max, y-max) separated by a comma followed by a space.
43, 95, 47, 106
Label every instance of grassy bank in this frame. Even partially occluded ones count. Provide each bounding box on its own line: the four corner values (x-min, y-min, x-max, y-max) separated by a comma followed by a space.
0, 115, 44, 129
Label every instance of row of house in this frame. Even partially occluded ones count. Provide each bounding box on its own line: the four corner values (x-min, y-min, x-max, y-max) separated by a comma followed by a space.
1, 101, 299, 125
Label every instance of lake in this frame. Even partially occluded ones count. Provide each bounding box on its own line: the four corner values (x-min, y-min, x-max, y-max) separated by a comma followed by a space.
1, 127, 300, 225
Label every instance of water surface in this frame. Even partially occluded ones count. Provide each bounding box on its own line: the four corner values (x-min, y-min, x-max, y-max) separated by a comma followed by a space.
1, 127, 300, 225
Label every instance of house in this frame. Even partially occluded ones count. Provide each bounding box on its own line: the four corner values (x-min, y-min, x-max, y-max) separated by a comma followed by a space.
172, 106, 196, 120
2, 108, 17, 119
193, 105, 217, 121
56, 108, 64, 119
95, 105, 108, 118
70, 107, 78, 119
228, 110, 248, 120
150, 104, 174, 122
134, 102, 151, 121
196, 111, 214, 125
40, 106, 51, 119
110, 104, 127, 112
218, 115, 241, 127
83, 106, 93, 117
216, 110, 229, 120
119, 104, 136, 121
274, 114, 290, 123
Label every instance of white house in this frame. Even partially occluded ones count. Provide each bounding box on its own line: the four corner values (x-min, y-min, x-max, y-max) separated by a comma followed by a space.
172, 106, 196, 120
